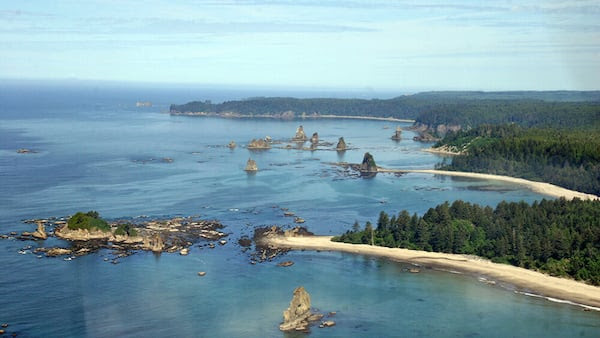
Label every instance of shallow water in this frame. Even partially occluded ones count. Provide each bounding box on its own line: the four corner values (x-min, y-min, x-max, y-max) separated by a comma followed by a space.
1, 84, 598, 337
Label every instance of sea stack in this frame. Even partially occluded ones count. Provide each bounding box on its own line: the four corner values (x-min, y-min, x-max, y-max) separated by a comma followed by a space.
310, 132, 319, 144
391, 126, 402, 141
292, 125, 308, 142
280, 286, 312, 331
245, 158, 258, 172
336, 137, 347, 151
359, 152, 378, 174
247, 138, 271, 149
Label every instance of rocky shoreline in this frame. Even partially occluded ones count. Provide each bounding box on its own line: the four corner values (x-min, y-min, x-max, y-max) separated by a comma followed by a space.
4, 216, 228, 262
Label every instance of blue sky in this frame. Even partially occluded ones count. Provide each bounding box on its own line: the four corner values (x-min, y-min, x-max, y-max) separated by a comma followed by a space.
1, 0, 599, 91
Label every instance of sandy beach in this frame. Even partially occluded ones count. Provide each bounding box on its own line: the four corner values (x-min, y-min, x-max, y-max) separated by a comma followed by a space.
378, 169, 599, 200
316, 115, 415, 123
267, 235, 600, 310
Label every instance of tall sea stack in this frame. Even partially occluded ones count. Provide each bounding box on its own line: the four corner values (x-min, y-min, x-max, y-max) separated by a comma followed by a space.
280, 286, 313, 331
359, 152, 378, 174
336, 137, 347, 151
391, 126, 402, 141
292, 125, 308, 142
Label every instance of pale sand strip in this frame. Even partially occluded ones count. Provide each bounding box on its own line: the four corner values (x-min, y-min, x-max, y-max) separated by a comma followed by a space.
378, 169, 599, 201
268, 235, 600, 309
316, 115, 415, 123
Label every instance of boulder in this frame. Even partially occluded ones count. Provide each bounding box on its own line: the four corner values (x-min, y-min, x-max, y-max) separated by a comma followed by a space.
280, 286, 312, 331
247, 139, 271, 149
198, 271, 206, 277
320, 320, 336, 328
227, 141, 237, 149
359, 152, 378, 173
336, 137, 347, 151
277, 261, 294, 267
143, 233, 164, 253
244, 158, 258, 172
292, 125, 307, 142
180, 248, 189, 255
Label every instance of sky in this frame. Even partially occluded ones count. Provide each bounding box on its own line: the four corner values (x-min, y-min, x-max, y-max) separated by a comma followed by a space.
1, 0, 599, 91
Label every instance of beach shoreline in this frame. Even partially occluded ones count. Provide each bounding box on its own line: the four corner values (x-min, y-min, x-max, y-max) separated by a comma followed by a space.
378, 168, 599, 200
169, 111, 415, 123
266, 235, 600, 310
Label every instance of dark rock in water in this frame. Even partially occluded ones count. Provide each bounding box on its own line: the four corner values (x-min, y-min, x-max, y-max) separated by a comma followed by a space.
247, 138, 271, 149
278, 261, 294, 267
391, 126, 402, 141
310, 132, 319, 144
238, 236, 252, 247
244, 158, 258, 172
336, 137, 347, 151
359, 152, 378, 174
280, 286, 312, 331
292, 125, 308, 142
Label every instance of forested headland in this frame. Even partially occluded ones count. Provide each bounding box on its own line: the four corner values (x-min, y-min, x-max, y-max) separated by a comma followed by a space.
333, 198, 600, 285
434, 124, 600, 195
170, 91, 600, 131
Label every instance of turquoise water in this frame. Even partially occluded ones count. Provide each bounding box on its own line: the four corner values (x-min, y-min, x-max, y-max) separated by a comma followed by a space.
1, 84, 598, 337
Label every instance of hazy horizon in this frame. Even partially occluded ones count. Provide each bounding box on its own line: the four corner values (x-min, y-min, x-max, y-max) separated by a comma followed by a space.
1, 1, 599, 91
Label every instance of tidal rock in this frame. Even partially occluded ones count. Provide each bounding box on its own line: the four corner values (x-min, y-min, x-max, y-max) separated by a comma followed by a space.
280, 286, 312, 331
310, 132, 319, 144
335, 137, 347, 151
227, 141, 237, 149
247, 139, 271, 149
198, 271, 206, 276
359, 152, 378, 174
391, 126, 402, 141
244, 158, 258, 172
292, 125, 308, 142
32, 222, 48, 240
320, 320, 336, 328
265, 136, 272, 142
277, 261, 294, 267
294, 217, 305, 224
180, 248, 189, 255
46, 248, 72, 257
219, 239, 227, 245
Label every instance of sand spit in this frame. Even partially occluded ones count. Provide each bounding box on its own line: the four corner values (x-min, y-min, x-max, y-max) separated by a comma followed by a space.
267, 235, 600, 310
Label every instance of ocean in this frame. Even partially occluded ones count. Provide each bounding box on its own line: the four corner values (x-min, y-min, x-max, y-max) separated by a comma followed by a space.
1, 81, 598, 337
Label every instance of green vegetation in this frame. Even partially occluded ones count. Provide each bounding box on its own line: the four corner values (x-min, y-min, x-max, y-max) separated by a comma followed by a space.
170, 91, 600, 131
114, 223, 138, 237
434, 124, 600, 195
67, 211, 110, 232
333, 199, 600, 285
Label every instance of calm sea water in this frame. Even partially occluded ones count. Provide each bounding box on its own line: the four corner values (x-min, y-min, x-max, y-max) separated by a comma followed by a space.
1, 83, 598, 337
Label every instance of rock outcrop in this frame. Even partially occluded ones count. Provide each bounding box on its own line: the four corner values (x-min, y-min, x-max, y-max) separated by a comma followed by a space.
391, 126, 402, 141
244, 158, 258, 172
227, 141, 237, 149
310, 132, 319, 144
292, 125, 307, 142
413, 132, 439, 142
247, 138, 271, 149
359, 152, 378, 173
55, 225, 113, 241
280, 286, 313, 331
143, 233, 165, 253
336, 137, 347, 151
32, 222, 48, 240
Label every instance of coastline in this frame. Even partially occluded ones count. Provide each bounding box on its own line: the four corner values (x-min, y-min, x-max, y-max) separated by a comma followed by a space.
422, 146, 463, 156
378, 168, 599, 201
267, 235, 600, 310
170, 111, 415, 123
